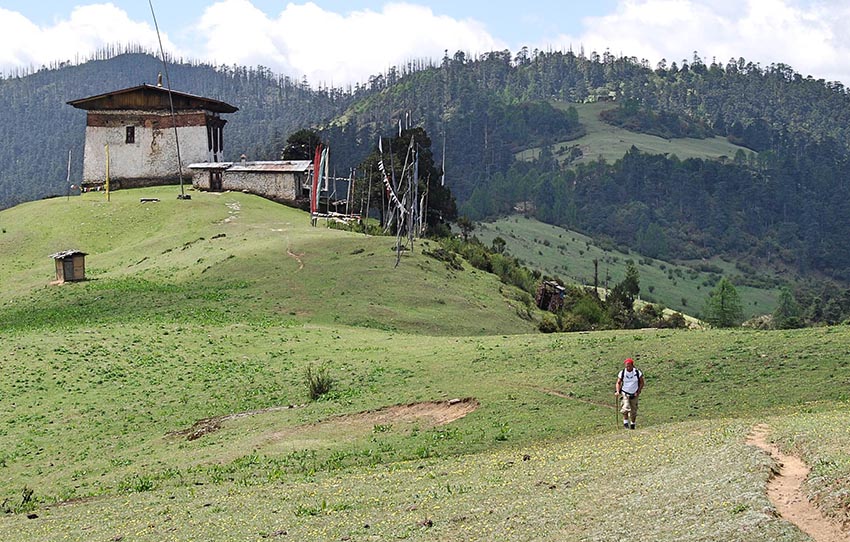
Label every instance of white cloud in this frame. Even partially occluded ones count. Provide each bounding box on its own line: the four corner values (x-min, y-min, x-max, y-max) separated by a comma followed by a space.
191, 0, 504, 86
0, 3, 178, 72
548, 0, 850, 84
2, 1, 849, 87
0, 1, 502, 85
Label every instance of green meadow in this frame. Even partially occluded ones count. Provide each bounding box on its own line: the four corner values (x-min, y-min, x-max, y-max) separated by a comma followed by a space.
516, 101, 752, 166
0, 187, 846, 541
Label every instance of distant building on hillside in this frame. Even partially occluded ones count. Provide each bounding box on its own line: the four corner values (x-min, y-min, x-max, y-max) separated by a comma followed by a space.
67, 82, 238, 190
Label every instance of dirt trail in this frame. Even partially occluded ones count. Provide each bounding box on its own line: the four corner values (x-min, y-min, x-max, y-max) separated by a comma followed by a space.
747, 424, 847, 542
286, 248, 304, 270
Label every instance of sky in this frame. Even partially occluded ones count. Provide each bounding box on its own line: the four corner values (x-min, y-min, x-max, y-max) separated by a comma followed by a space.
1, 1, 849, 87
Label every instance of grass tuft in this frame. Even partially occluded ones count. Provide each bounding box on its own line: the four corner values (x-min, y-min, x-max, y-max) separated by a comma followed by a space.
306, 364, 334, 401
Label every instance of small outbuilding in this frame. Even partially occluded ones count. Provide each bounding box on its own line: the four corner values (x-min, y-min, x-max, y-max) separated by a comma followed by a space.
535, 280, 566, 312
190, 160, 315, 202
50, 250, 88, 283
189, 160, 353, 213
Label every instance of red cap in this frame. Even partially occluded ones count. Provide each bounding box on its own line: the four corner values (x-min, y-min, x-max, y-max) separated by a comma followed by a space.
624, 358, 634, 365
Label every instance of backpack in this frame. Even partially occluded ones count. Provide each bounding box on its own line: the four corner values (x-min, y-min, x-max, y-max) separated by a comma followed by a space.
619, 368, 643, 397
618, 368, 643, 381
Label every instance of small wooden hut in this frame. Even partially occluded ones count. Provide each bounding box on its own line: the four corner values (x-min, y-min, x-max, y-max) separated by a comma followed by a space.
50, 250, 88, 283
535, 280, 566, 312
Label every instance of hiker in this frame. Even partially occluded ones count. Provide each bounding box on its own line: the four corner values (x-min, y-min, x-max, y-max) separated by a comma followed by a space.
615, 358, 644, 429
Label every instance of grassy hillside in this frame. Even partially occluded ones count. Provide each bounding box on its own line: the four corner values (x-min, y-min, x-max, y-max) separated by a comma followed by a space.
0, 321, 848, 540
475, 215, 780, 319
0, 187, 847, 541
516, 101, 754, 166
0, 187, 538, 336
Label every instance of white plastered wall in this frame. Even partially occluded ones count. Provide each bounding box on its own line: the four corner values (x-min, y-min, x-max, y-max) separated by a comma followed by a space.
82, 112, 210, 184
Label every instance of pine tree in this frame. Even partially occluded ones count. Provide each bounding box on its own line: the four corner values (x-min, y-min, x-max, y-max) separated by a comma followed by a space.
703, 277, 744, 327
773, 287, 802, 329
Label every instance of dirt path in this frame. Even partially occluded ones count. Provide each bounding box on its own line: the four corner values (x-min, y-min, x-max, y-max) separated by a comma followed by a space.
286, 248, 304, 270
747, 424, 847, 542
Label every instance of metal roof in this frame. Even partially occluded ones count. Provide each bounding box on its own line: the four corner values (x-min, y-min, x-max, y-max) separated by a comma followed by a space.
188, 160, 312, 173
228, 160, 312, 173
67, 84, 238, 114
50, 250, 88, 259
187, 162, 234, 171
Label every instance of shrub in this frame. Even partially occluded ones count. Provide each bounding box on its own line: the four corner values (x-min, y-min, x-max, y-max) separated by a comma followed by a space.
423, 247, 464, 271
572, 296, 607, 326
306, 364, 334, 401
2, 486, 37, 514
662, 312, 688, 329
538, 313, 559, 333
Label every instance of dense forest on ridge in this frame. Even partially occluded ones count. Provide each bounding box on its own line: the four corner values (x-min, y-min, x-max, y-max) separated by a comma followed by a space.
3, 46, 850, 283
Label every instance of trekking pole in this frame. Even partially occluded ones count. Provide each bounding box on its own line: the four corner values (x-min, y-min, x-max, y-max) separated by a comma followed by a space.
615, 359, 621, 428
614, 391, 620, 427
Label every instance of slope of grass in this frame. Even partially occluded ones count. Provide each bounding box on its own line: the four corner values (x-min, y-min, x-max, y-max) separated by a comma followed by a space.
475, 215, 779, 318
1, 321, 848, 539
0, 416, 822, 541
1, 187, 848, 541
0, 187, 538, 336
516, 101, 752, 166
0, 321, 848, 516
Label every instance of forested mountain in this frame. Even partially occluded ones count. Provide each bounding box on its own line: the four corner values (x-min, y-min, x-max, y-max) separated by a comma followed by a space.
291, 50, 850, 282
4, 48, 850, 282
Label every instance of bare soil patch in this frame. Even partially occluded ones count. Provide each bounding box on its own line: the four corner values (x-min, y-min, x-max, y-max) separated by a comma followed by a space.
262, 398, 479, 445
169, 398, 478, 442
168, 404, 308, 441
747, 423, 848, 542
335, 397, 479, 428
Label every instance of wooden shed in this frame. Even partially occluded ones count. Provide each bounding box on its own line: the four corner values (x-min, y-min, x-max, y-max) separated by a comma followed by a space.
50, 250, 88, 283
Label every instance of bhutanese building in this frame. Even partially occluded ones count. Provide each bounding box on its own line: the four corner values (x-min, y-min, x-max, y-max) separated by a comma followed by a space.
67, 83, 238, 190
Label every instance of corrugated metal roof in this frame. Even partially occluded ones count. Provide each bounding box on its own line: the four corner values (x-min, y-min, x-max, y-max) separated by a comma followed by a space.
50, 250, 87, 259
228, 160, 312, 173
188, 160, 312, 173
188, 162, 233, 171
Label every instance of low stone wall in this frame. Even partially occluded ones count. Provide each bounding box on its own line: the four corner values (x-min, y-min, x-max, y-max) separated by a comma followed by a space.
223, 171, 299, 201
192, 169, 305, 202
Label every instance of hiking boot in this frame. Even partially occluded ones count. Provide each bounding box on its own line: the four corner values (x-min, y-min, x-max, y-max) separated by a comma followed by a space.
630, 423, 636, 430
623, 421, 629, 429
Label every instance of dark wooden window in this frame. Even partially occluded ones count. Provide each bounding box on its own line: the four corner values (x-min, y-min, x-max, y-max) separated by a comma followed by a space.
125, 126, 135, 144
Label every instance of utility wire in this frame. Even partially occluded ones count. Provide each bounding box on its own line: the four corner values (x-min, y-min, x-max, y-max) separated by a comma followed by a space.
149, 0, 187, 199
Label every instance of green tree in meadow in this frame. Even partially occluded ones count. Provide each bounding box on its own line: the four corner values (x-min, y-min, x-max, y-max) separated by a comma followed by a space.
606, 261, 641, 327
356, 127, 457, 231
703, 277, 744, 327
620, 261, 641, 304
456, 216, 475, 241
773, 287, 802, 329
491, 236, 507, 254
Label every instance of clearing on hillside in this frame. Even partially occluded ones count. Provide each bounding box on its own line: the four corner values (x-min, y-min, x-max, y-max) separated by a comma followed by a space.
170, 398, 480, 442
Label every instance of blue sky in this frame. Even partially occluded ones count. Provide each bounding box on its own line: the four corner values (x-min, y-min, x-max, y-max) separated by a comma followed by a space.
1, 1, 848, 86
1, 1, 618, 46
